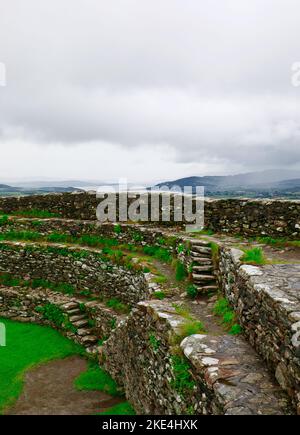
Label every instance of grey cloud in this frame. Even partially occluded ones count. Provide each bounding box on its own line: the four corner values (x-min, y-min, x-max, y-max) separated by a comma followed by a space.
0, 0, 300, 175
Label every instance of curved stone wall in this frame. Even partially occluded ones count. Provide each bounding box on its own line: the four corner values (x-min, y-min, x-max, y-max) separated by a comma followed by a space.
0, 241, 148, 304
0, 193, 299, 238
0, 285, 121, 352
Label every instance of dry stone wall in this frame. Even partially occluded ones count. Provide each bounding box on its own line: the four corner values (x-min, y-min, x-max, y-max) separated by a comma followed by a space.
0, 241, 148, 304
0, 286, 122, 351
0, 193, 299, 238
218, 246, 300, 412
102, 300, 291, 415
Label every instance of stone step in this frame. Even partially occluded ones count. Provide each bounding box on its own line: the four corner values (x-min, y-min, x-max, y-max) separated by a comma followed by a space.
73, 319, 89, 328
191, 246, 212, 255
61, 301, 79, 310
84, 301, 99, 308
196, 285, 219, 293
191, 252, 212, 261
192, 274, 215, 282
66, 308, 81, 315
193, 265, 214, 273
190, 240, 211, 247
192, 257, 213, 265
77, 328, 91, 336
81, 335, 98, 344
69, 314, 86, 322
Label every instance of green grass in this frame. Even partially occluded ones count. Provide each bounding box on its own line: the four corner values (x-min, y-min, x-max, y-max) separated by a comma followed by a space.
105, 298, 130, 314
152, 275, 167, 284
0, 215, 10, 226
172, 303, 205, 342
142, 245, 172, 263
170, 355, 196, 396
175, 261, 188, 281
178, 320, 205, 338
152, 291, 166, 300
213, 297, 242, 335
0, 272, 76, 295
13, 209, 61, 218
74, 362, 122, 397
97, 402, 136, 415
241, 247, 266, 265
0, 317, 83, 413
186, 284, 197, 299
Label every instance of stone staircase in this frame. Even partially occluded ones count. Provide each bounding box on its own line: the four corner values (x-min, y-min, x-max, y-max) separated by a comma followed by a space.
61, 301, 98, 351
190, 240, 218, 294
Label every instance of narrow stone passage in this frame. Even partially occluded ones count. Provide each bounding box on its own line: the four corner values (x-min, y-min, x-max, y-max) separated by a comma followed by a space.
6, 356, 123, 415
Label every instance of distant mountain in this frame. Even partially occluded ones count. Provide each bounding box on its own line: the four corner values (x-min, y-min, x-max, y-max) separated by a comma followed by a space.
0, 184, 84, 196
154, 170, 300, 198
7, 180, 104, 189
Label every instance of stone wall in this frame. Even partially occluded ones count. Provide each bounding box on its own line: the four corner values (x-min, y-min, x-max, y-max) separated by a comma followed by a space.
0, 193, 299, 238
102, 300, 291, 415
0, 241, 148, 304
0, 286, 121, 351
217, 246, 300, 412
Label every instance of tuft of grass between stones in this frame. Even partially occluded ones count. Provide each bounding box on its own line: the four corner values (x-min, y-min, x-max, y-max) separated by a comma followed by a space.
241, 247, 266, 265
213, 297, 242, 335
105, 298, 131, 314
172, 303, 206, 343
170, 355, 196, 396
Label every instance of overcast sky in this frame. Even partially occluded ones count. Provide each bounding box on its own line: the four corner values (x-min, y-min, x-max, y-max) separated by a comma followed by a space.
0, 0, 300, 183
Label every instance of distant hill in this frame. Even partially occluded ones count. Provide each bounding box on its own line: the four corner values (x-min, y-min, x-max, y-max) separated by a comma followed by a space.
154, 170, 300, 198
0, 184, 84, 196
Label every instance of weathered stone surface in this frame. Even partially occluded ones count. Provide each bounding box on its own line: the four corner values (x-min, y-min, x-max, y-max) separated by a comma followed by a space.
102, 300, 291, 415
218, 246, 300, 411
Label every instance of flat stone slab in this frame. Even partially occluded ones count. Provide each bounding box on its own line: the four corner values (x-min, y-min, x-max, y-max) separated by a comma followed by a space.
181, 333, 292, 415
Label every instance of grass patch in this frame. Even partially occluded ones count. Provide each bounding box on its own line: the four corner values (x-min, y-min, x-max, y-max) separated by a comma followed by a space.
35, 303, 77, 333
213, 297, 242, 335
172, 303, 205, 342
0, 317, 83, 413
152, 291, 166, 300
186, 284, 197, 299
241, 247, 266, 265
149, 334, 161, 351
178, 320, 205, 338
0, 272, 76, 295
175, 261, 188, 282
97, 402, 136, 415
152, 275, 167, 284
105, 298, 130, 314
74, 362, 122, 397
142, 245, 172, 263
170, 355, 196, 396
13, 209, 61, 219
